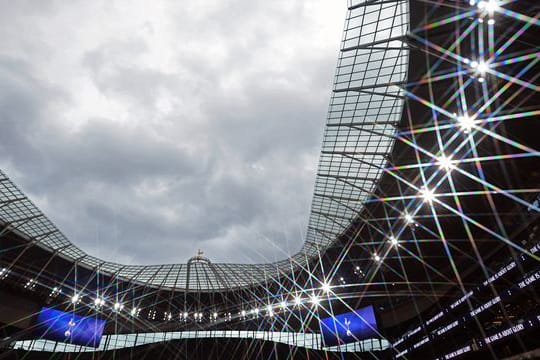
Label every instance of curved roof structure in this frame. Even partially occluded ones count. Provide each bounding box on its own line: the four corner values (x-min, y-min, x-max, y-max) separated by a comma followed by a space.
0, 0, 410, 291
2, 0, 540, 358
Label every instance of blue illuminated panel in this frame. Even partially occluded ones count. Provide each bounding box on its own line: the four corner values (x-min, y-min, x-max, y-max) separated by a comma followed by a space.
319, 305, 379, 347
34, 307, 106, 348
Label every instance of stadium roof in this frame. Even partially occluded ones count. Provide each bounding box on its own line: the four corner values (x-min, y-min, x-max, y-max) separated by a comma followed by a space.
0, 0, 409, 291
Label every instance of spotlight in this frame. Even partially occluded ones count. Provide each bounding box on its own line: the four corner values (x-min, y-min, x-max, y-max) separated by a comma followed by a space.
71, 294, 80, 304
294, 296, 303, 306
389, 236, 399, 246
487, 18, 495, 25
404, 213, 414, 224
213, 312, 218, 319
130, 308, 138, 316
280, 301, 287, 309
94, 297, 105, 307
113, 302, 124, 312
321, 282, 331, 293
184, 312, 188, 318
478, 0, 499, 12
457, 114, 476, 132
470, 60, 479, 68
476, 61, 489, 74
373, 253, 381, 262
310, 295, 320, 306
49, 287, 61, 297
241, 310, 246, 317
420, 187, 435, 203
437, 154, 454, 172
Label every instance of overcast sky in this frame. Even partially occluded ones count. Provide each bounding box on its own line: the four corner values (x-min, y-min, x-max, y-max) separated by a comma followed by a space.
0, 1, 345, 265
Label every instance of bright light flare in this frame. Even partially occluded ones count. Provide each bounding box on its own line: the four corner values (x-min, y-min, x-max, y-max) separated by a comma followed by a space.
113, 302, 124, 311
478, 0, 499, 12
404, 213, 414, 224
420, 187, 436, 203
94, 297, 105, 307
457, 114, 476, 132
437, 154, 455, 172
476, 61, 489, 74
321, 282, 331, 293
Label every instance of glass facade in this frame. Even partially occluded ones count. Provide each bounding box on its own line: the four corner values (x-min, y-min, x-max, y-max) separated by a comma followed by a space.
13, 331, 389, 353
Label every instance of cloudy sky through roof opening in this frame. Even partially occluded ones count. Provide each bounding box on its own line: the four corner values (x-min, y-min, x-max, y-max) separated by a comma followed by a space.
0, 1, 345, 264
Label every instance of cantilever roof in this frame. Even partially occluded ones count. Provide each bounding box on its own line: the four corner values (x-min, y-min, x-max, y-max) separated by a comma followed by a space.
0, 0, 409, 291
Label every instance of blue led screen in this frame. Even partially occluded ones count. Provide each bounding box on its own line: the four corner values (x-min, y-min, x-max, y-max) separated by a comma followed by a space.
34, 307, 106, 348
319, 305, 378, 346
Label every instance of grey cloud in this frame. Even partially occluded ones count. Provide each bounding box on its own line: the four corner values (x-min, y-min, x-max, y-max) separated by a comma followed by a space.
0, 1, 344, 264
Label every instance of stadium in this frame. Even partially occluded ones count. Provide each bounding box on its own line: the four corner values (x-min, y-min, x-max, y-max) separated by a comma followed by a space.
1, 0, 540, 358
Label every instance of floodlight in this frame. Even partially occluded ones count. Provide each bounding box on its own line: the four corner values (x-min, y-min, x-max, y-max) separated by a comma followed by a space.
476, 61, 489, 74
437, 154, 454, 172
404, 213, 414, 224
457, 114, 476, 132
420, 187, 435, 203
94, 297, 104, 306
478, 0, 498, 12
321, 282, 331, 293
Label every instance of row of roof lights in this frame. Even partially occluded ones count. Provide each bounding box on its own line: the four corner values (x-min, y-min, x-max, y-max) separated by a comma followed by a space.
0, 270, 346, 320
59, 282, 336, 321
